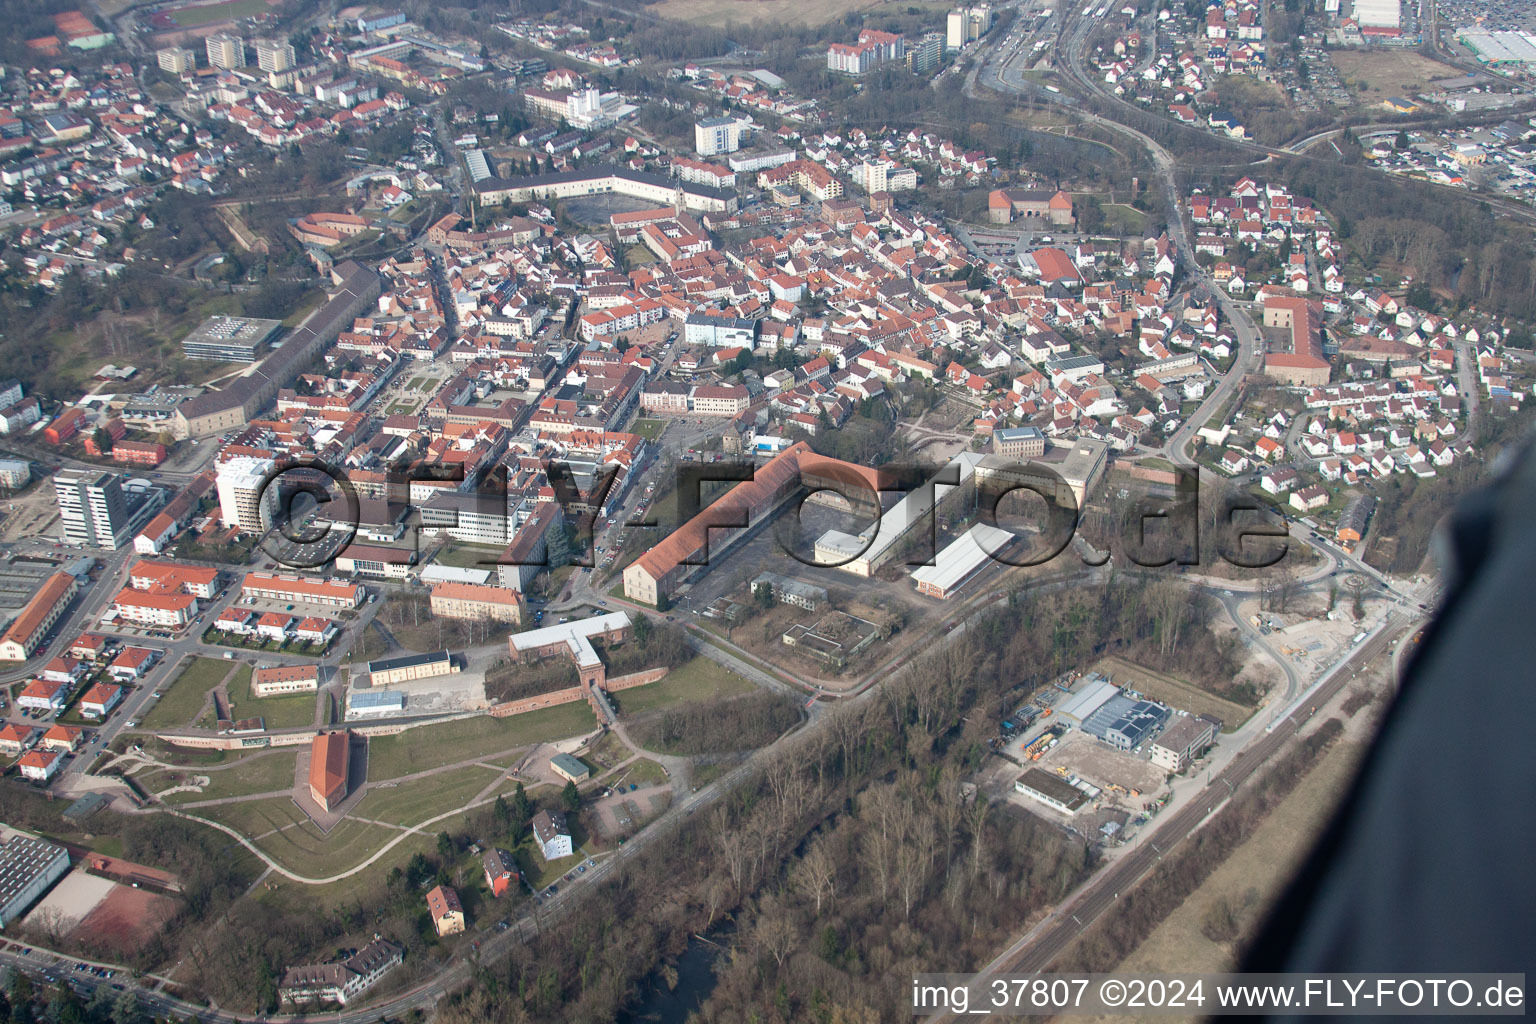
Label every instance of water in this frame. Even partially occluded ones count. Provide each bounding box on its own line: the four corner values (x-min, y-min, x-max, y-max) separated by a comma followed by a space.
619, 933, 728, 1024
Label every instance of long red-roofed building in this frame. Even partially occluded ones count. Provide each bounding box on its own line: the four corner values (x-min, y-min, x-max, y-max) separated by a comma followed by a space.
308, 731, 351, 812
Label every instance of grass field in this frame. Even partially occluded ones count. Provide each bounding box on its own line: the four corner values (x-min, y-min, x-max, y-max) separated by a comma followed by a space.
160, 0, 273, 28
1330, 51, 1461, 105
254, 818, 402, 877
610, 656, 757, 717
266, 827, 439, 910
430, 543, 505, 570
1094, 655, 1255, 731
229, 666, 318, 731
195, 795, 310, 838
356, 764, 502, 826
1099, 740, 1363, 979
140, 657, 232, 731
608, 757, 668, 788
630, 418, 667, 442
159, 749, 298, 804
365, 705, 598, 779
647, 0, 885, 25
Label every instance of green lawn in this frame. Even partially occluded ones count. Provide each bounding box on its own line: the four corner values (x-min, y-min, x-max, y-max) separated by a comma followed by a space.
159, 749, 299, 804
195, 795, 310, 838
356, 763, 502, 825
140, 657, 233, 731
629, 418, 667, 442
610, 657, 755, 717
431, 543, 506, 570
228, 666, 319, 730
364, 704, 597, 778
253, 818, 403, 878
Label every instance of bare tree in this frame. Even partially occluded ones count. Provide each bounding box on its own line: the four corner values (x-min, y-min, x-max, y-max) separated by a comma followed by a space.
965, 796, 991, 881
752, 894, 798, 970
794, 838, 837, 916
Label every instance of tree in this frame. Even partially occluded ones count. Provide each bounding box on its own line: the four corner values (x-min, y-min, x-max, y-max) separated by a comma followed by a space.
510, 782, 533, 829
90, 427, 113, 455
561, 780, 581, 812
632, 613, 652, 645
437, 830, 455, 859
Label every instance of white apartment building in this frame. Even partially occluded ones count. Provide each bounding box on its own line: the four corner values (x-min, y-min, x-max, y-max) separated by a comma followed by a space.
216, 456, 277, 531
694, 117, 743, 156
205, 34, 246, 69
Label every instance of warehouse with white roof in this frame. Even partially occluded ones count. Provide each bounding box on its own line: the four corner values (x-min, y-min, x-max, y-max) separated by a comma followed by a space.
816, 452, 986, 577
911, 523, 1015, 599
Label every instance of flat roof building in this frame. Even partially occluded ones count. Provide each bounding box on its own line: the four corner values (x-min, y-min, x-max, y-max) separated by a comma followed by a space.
1149, 715, 1217, 773
1014, 768, 1089, 814
910, 523, 1013, 599
1082, 694, 1170, 751
550, 752, 590, 783
181, 316, 282, 363
0, 826, 70, 928
345, 688, 404, 719
1055, 676, 1119, 726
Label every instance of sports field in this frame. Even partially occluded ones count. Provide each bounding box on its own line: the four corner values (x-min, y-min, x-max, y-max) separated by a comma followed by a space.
150, 0, 272, 29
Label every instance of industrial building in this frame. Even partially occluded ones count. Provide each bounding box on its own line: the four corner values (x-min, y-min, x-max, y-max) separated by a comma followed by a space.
1352, 0, 1400, 30
1013, 768, 1091, 814
910, 523, 1014, 599
1081, 693, 1171, 751
816, 451, 986, 577
180, 316, 283, 363
1149, 716, 1218, 773
0, 827, 70, 929
345, 689, 405, 719
1054, 676, 1120, 727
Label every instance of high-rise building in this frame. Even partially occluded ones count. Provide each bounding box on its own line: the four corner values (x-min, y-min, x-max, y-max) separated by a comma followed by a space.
946, 5, 993, 48
54, 470, 131, 549
216, 456, 277, 531
908, 31, 945, 73
205, 34, 246, 70
157, 46, 196, 74
254, 38, 296, 73
694, 117, 743, 156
